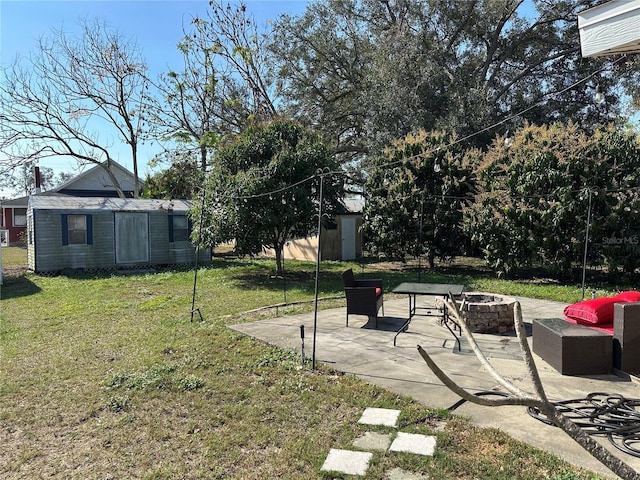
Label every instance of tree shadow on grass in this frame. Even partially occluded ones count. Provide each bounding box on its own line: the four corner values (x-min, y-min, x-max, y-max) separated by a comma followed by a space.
231, 269, 344, 296
0, 274, 42, 299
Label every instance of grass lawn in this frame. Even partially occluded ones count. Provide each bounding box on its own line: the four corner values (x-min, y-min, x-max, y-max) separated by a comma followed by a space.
1, 247, 609, 479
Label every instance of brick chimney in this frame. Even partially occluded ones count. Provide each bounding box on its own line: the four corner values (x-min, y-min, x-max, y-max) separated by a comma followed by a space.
33, 166, 41, 194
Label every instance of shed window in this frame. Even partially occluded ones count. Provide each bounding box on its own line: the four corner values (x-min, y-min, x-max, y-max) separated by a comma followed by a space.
13, 208, 27, 227
62, 214, 93, 245
169, 215, 190, 242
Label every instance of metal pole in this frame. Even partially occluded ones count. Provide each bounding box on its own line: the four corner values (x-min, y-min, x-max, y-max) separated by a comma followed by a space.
418, 191, 424, 282
283, 244, 287, 305
312, 172, 324, 370
581, 189, 593, 301
300, 324, 305, 365
191, 185, 207, 322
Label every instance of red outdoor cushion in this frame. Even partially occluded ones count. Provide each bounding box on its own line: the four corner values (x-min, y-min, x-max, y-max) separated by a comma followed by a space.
375, 287, 382, 297
563, 297, 617, 325
612, 291, 640, 302
564, 292, 640, 325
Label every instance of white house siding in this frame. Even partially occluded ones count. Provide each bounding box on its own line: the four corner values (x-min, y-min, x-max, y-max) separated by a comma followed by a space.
579, 0, 640, 57
261, 214, 363, 261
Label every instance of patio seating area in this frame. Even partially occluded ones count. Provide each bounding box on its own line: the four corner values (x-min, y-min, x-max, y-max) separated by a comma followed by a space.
231, 294, 640, 478
533, 293, 640, 376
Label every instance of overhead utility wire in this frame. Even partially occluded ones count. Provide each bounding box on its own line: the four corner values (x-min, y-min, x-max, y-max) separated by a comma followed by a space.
415, 183, 640, 204
231, 168, 345, 202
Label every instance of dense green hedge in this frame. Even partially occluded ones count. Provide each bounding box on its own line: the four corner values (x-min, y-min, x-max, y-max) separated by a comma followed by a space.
364, 123, 640, 279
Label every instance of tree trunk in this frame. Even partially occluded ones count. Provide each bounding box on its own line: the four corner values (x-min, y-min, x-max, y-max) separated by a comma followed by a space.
102, 159, 126, 199
274, 245, 284, 277
199, 146, 207, 171
131, 143, 139, 199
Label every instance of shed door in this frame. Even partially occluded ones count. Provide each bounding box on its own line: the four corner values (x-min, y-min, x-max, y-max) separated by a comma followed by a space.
115, 212, 149, 264
341, 217, 356, 260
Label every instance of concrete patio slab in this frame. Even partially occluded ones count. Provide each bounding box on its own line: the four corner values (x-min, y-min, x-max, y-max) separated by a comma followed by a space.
389, 432, 437, 456
321, 448, 373, 476
358, 407, 401, 427
231, 294, 640, 478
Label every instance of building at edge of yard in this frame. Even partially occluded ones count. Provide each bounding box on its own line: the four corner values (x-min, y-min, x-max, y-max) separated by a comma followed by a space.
1, 196, 28, 246
262, 197, 364, 262
27, 196, 211, 273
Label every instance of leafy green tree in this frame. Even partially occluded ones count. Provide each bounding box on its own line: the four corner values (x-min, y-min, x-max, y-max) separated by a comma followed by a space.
466, 123, 640, 278
271, 0, 375, 162
580, 127, 640, 274
142, 153, 205, 200
362, 130, 476, 267
195, 120, 344, 275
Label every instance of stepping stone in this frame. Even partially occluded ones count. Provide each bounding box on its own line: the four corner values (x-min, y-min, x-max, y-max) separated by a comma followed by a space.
358, 407, 401, 427
321, 448, 373, 476
389, 432, 436, 456
386, 467, 430, 479
352, 431, 393, 451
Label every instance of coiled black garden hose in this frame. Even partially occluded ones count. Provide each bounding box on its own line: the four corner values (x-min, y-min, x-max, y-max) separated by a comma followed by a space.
448, 391, 640, 458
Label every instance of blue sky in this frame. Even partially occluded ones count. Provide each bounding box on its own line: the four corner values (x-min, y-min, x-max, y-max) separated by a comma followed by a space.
0, 0, 309, 192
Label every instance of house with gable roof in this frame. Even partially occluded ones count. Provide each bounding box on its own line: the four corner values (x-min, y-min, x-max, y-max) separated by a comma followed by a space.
1, 160, 137, 246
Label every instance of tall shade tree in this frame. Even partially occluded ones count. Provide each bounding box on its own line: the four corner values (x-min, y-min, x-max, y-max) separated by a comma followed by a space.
271, 0, 375, 162
148, 22, 224, 171
194, 120, 344, 275
187, 1, 278, 123
271, 0, 628, 168
0, 18, 148, 198
362, 130, 476, 267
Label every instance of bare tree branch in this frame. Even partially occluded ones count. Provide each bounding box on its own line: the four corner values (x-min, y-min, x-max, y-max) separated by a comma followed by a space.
0, 18, 148, 198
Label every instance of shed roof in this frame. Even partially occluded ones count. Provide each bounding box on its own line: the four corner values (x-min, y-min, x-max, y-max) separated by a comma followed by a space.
344, 196, 364, 213
1, 196, 29, 207
29, 196, 192, 213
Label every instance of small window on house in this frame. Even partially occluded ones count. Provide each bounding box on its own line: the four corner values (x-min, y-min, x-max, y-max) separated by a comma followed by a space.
13, 208, 27, 227
62, 214, 92, 245
326, 220, 338, 230
170, 215, 190, 242
68, 215, 87, 244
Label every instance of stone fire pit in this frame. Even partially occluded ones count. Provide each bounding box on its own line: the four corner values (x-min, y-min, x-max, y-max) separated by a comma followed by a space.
458, 292, 517, 334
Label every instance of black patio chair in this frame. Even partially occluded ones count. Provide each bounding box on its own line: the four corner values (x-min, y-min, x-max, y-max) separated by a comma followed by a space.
342, 268, 384, 328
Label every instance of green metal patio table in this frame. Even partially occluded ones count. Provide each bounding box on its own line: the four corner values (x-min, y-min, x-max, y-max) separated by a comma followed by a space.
391, 282, 465, 347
